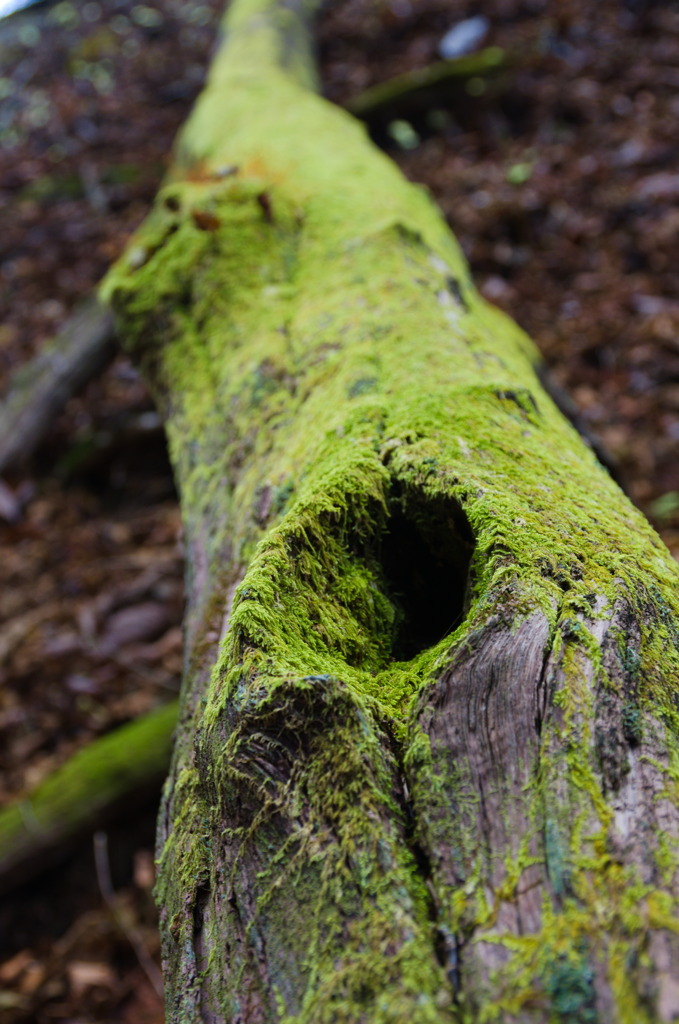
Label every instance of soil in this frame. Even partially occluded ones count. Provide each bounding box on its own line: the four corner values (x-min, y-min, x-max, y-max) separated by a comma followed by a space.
0, 0, 678, 1020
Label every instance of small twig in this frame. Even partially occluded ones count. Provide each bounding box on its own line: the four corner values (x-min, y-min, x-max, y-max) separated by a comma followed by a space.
93, 831, 116, 905
93, 831, 164, 999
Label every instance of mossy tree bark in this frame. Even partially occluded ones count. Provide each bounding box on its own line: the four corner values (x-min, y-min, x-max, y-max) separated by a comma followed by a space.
103, 1, 679, 1020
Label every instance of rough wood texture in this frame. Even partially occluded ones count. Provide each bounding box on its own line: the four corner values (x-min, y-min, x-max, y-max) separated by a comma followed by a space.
102, 1, 679, 1020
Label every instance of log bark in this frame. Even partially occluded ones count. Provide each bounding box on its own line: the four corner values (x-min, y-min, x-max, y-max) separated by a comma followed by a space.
102, 1, 679, 1020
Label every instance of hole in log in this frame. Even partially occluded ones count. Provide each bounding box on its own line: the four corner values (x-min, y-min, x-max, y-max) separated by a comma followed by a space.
380, 487, 474, 660
248, 483, 475, 676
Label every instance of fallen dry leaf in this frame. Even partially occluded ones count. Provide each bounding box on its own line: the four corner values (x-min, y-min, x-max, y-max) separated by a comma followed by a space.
66, 960, 117, 998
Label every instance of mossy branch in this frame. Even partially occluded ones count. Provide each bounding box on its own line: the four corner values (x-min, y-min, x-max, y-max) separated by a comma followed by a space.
0, 701, 176, 894
346, 46, 508, 127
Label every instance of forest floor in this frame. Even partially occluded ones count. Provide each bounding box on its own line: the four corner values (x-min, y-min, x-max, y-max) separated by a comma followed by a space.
1, 0, 678, 1020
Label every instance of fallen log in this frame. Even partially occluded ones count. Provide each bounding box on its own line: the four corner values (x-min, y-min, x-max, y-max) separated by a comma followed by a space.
97, 0, 679, 1019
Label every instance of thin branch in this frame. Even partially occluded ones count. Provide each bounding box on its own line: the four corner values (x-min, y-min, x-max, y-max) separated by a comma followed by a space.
0, 701, 177, 894
0, 294, 115, 476
94, 831, 164, 998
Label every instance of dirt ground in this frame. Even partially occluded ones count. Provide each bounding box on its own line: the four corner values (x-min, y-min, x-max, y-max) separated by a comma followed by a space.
1, 0, 678, 1019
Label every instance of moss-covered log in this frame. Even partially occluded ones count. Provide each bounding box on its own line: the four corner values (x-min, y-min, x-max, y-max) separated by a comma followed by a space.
103, 1, 679, 1020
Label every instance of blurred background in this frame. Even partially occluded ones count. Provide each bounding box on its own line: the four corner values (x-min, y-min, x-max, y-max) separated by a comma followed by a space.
0, 0, 678, 1020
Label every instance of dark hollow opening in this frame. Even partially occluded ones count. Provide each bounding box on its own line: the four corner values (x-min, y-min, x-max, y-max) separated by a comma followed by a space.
379, 488, 475, 661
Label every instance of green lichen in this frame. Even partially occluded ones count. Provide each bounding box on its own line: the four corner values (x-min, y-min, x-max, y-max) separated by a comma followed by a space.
542, 952, 597, 1023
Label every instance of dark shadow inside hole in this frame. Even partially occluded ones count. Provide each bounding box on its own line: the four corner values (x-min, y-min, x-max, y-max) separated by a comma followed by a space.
380, 488, 474, 661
